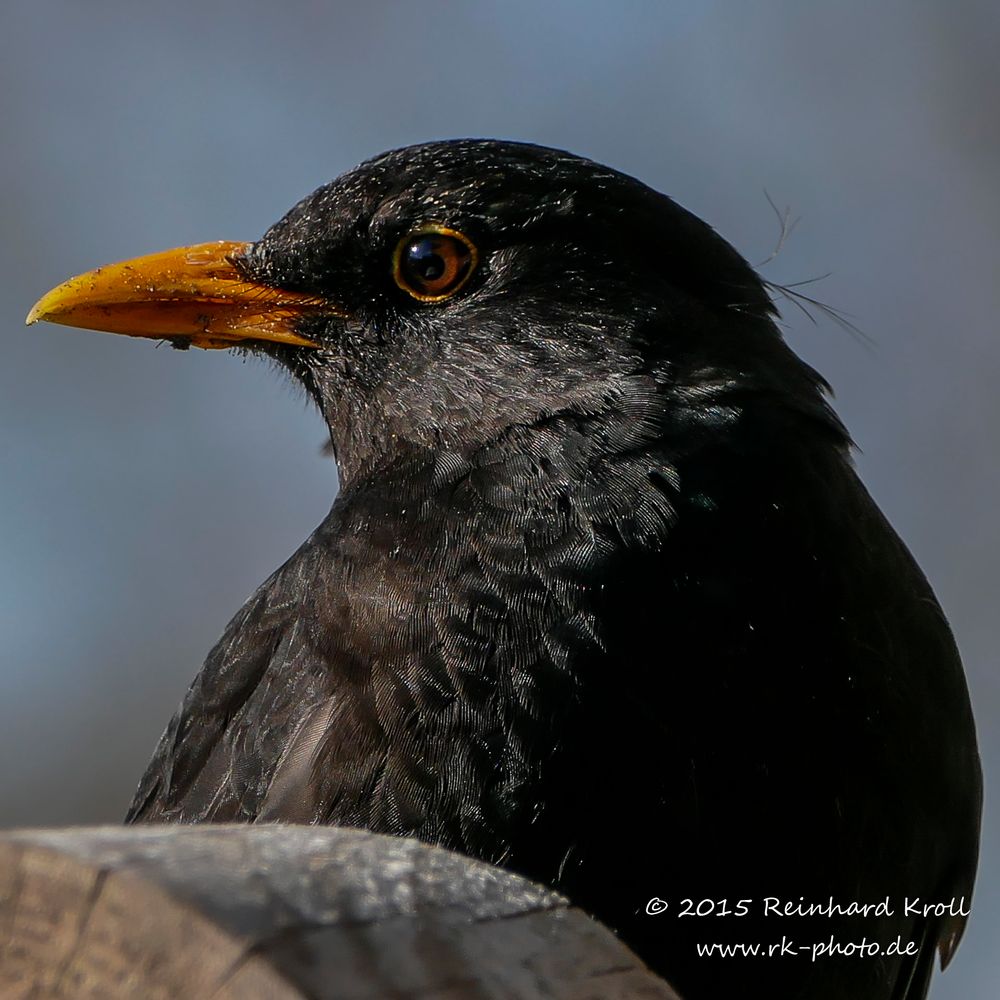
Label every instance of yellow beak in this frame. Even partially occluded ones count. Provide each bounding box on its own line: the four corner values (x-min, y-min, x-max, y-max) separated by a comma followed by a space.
26, 241, 329, 350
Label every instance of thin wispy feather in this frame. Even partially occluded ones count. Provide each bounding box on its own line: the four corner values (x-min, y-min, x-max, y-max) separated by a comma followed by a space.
756, 189, 872, 346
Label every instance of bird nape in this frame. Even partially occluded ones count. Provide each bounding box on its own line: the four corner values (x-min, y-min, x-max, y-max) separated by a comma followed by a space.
27, 139, 981, 1000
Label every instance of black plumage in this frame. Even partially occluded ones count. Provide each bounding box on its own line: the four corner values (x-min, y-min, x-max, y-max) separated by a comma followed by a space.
40, 140, 981, 999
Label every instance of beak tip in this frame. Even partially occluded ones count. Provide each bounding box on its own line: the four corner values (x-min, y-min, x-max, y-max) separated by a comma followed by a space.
26, 285, 65, 326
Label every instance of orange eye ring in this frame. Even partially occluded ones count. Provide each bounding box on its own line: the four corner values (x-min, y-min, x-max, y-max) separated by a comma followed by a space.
392, 225, 478, 302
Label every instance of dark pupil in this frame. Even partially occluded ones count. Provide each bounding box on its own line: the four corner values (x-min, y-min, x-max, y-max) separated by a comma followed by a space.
407, 239, 446, 282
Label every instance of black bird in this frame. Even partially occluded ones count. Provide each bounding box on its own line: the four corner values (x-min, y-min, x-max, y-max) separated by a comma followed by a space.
28, 140, 981, 999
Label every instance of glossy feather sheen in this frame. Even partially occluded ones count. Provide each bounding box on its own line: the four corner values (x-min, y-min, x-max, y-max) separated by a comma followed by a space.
126, 140, 980, 1000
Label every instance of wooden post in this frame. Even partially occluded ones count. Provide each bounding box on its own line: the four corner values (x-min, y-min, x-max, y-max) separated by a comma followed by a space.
0, 825, 680, 999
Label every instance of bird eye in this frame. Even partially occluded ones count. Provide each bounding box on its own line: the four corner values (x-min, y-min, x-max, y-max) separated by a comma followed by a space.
392, 226, 477, 301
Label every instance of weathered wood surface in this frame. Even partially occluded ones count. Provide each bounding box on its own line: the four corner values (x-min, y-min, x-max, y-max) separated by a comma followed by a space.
0, 825, 679, 999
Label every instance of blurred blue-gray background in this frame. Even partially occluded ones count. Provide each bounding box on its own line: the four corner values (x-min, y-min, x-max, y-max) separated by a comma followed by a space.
2, 3, 996, 995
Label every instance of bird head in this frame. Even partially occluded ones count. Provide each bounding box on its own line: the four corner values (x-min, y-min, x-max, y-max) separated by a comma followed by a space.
27, 140, 823, 482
